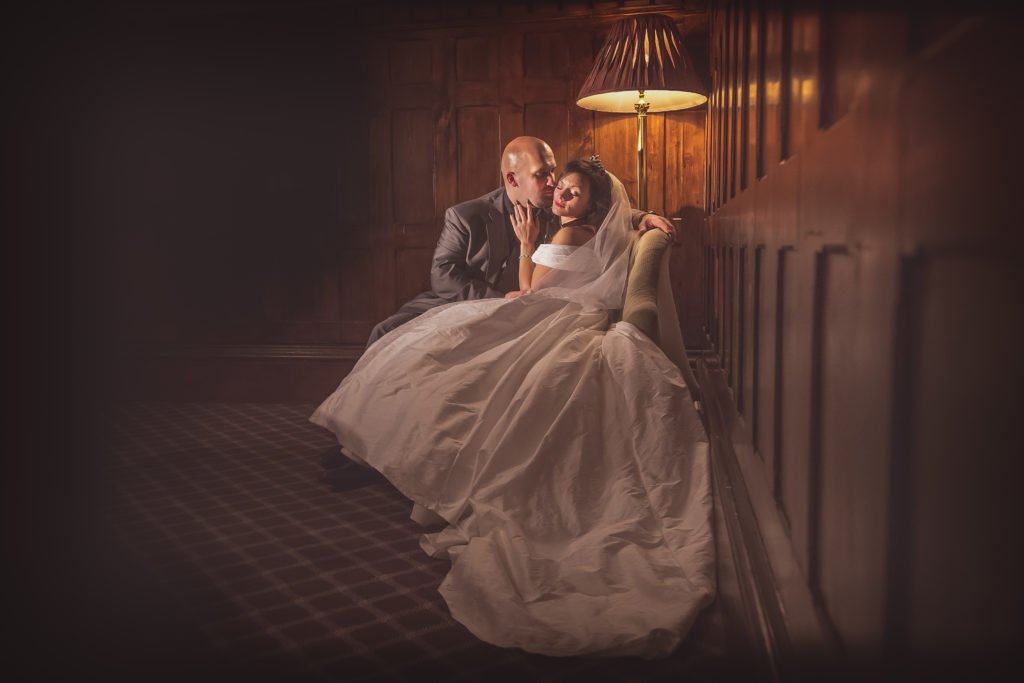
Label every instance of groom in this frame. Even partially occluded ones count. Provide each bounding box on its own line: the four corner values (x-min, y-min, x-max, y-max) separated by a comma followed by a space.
365, 135, 674, 345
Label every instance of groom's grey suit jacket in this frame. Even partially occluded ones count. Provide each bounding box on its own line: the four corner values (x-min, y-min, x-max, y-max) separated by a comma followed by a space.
368, 187, 547, 345
431, 187, 520, 303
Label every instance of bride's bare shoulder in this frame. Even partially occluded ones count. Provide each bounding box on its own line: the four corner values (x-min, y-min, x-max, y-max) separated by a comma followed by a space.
550, 224, 597, 247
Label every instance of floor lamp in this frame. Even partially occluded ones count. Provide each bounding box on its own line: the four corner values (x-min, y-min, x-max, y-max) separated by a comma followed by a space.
576, 14, 707, 211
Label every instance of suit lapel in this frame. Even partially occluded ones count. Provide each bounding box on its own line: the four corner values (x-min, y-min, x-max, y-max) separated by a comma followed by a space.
485, 190, 510, 281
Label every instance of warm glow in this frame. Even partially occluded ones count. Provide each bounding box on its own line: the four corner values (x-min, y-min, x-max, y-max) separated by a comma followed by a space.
800, 78, 816, 102
577, 89, 707, 113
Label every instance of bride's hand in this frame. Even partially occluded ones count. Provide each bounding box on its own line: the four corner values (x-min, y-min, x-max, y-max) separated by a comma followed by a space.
512, 202, 540, 247
505, 289, 530, 299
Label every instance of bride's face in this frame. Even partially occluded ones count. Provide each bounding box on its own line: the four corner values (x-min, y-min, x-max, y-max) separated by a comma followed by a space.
551, 173, 591, 219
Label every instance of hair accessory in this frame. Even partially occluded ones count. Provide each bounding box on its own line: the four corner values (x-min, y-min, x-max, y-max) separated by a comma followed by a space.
587, 154, 607, 174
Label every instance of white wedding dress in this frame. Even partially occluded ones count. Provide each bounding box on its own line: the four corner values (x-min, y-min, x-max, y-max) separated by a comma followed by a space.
310, 176, 714, 659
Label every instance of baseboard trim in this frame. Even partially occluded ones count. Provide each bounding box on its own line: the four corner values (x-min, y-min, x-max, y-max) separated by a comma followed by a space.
117, 343, 365, 403
143, 343, 365, 361
698, 357, 840, 681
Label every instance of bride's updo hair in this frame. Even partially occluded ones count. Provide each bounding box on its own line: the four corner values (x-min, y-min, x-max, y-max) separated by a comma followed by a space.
560, 157, 613, 226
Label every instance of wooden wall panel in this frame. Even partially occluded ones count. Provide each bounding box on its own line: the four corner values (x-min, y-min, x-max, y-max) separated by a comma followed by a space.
754, 243, 775, 463
787, 11, 819, 155
389, 40, 433, 83
666, 110, 706, 213
816, 249, 889, 652
340, 248, 375, 327
903, 256, 1022, 657
777, 246, 813, 571
722, 244, 734, 377
645, 113, 668, 215
456, 36, 497, 82
667, 109, 706, 348
741, 246, 749, 417
394, 247, 434, 308
457, 106, 502, 200
566, 31, 598, 162
523, 103, 569, 178
714, 20, 724, 208
749, 244, 763, 448
522, 31, 569, 80
726, 0, 739, 200
738, 0, 751, 192
895, 16, 1023, 663
761, 1, 783, 169
595, 113, 642, 208
746, 0, 762, 183
391, 108, 436, 226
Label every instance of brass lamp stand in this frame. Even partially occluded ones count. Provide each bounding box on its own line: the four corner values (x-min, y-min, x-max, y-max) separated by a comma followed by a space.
635, 91, 650, 210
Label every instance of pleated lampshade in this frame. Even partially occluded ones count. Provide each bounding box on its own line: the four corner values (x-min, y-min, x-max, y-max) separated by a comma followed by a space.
576, 13, 707, 113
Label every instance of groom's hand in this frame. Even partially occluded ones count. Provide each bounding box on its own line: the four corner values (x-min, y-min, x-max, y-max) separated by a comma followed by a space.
637, 212, 676, 240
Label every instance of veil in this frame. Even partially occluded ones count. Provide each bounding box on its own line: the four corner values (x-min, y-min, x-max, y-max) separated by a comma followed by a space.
532, 172, 635, 311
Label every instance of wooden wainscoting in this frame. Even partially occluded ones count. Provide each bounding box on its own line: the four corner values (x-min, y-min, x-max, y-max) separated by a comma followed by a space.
701, 0, 1022, 677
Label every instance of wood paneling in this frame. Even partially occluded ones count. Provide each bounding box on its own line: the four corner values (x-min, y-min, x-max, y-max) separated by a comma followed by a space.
667, 109, 706, 348
727, 0, 739, 199
522, 31, 569, 80
895, 15, 1023, 662
704, 0, 1023, 672
750, 244, 763, 451
738, 0, 751, 192
395, 246, 434, 308
456, 36, 497, 82
457, 106, 502, 200
762, 0, 784, 166
391, 108, 436, 226
778, 246, 813, 572
595, 112, 641, 207
340, 248, 375, 326
523, 103, 569, 179
747, 0, 762, 182
788, 10, 819, 154
903, 255, 1023, 656
389, 40, 433, 83
817, 247, 893, 652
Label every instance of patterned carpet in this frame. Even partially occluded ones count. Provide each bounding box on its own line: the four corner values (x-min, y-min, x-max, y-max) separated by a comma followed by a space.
81, 401, 762, 682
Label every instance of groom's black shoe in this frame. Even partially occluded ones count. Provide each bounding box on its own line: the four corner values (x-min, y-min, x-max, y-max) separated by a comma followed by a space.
319, 461, 384, 491
317, 445, 384, 491
318, 445, 348, 470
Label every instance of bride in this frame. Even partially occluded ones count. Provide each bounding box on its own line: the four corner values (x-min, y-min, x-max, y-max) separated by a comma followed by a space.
310, 159, 714, 659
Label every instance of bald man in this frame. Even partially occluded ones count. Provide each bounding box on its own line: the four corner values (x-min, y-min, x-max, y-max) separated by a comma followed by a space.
365, 136, 672, 345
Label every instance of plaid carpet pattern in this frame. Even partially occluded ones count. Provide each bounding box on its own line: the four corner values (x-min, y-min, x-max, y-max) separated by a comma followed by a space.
101, 402, 752, 682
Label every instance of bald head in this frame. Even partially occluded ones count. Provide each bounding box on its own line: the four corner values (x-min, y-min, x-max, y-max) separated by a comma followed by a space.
501, 136, 556, 208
